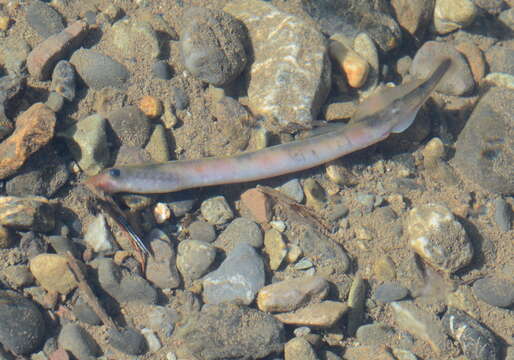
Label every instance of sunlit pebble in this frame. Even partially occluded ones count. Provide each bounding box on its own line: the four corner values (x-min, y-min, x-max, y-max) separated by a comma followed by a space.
113, 250, 131, 265
138, 95, 163, 119
0, 16, 11, 31
154, 203, 171, 224
70, 161, 81, 175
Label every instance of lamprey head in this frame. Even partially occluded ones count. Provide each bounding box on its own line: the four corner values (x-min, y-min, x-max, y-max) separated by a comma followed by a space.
85, 168, 125, 195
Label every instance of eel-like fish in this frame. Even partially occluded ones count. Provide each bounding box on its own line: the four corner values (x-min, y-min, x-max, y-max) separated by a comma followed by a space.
86, 58, 451, 195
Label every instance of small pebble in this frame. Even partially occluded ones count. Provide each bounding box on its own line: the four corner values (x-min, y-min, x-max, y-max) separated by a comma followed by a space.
240, 188, 272, 223
108, 327, 147, 355
146, 124, 170, 162
374, 282, 409, 302
494, 198, 512, 231
275, 301, 348, 328
201, 196, 234, 225
434, 0, 477, 34
176, 240, 216, 281
84, 214, 114, 252
216, 217, 263, 250
141, 328, 161, 353
284, 337, 317, 360
171, 86, 189, 110
472, 276, 514, 308
58, 323, 101, 359
356, 323, 397, 346
303, 178, 327, 209
347, 276, 366, 335
0, 15, 11, 31
45, 92, 64, 112
152, 60, 172, 80
51, 60, 76, 101
153, 203, 171, 224
264, 228, 287, 270
107, 105, 152, 147
277, 179, 304, 203
138, 95, 163, 118
329, 34, 369, 88
29, 254, 77, 295
146, 229, 181, 289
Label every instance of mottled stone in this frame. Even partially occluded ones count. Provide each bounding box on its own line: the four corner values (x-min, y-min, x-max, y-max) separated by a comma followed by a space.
264, 228, 287, 270
284, 337, 318, 360
26, 0, 65, 38
58, 323, 101, 359
472, 276, 514, 308
29, 254, 78, 295
50, 60, 76, 101
0, 196, 54, 232
257, 276, 329, 313
434, 0, 477, 34
225, 0, 331, 132
107, 18, 160, 60
188, 220, 216, 243
177, 240, 216, 281
0, 103, 56, 180
107, 105, 152, 147
215, 217, 263, 250
201, 196, 234, 225
146, 229, 181, 289
274, 301, 348, 328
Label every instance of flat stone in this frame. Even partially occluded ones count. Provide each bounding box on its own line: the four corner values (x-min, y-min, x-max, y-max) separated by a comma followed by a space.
0, 103, 56, 180
27, 21, 88, 81
274, 301, 348, 328
472, 276, 514, 308
374, 282, 409, 303
0, 196, 54, 232
203, 243, 264, 305
108, 327, 147, 355
29, 254, 78, 295
225, 0, 331, 132
356, 323, 397, 346
257, 276, 329, 313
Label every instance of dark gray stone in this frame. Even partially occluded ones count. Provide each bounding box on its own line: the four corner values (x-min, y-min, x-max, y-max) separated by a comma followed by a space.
171, 86, 189, 110
72, 296, 102, 325
107, 105, 152, 147
26, 0, 65, 38
145, 229, 181, 289
473, 277, 514, 308
51, 60, 76, 101
108, 327, 147, 355
152, 60, 172, 80
374, 282, 409, 302
494, 198, 512, 231
58, 323, 101, 359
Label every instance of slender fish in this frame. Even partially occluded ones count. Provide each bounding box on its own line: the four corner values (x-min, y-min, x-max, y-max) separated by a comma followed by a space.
86, 58, 452, 195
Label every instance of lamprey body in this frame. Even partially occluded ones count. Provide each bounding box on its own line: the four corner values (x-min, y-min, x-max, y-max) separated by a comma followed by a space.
86, 58, 452, 195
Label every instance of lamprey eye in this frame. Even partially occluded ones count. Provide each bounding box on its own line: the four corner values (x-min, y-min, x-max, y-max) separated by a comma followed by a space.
109, 168, 121, 178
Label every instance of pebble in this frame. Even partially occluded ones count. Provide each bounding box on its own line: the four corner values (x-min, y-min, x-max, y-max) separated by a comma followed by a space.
141, 328, 161, 353
329, 34, 369, 88
0, 196, 55, 232
145, 229, 181, 289
472, 276, 514, 308
145, 124, 170, 162
72, 296, 102, 325
70, 48, 129, 89
180, 7, 248, 86
0, 291, 46, 355
177, 239, 216, 281
264, 228, 287, 270
0, 36, 29, 76
298, 225, 350, 275
0, 264, 34, 289
215, 217, 263, 251
152, 60, 172, 80
108, 327, 147, 355
347, 276, 367, 335
453, 87, 514, 194
29, 254, 77, 295
153, 202, 171, 224
405, 203, 473, 273
442, 307, 497, 360
84, 214, 114, 252
50, 60, 76, 101
325, 160, 358, 187
257, 276, 329, 313
164, 194, 196, 218
356, 323, 397, 346
303, 178, 327, 209
63, 113, 110, 176
433, 0, 477, 34
240, 188, 272, 223
374, 282, 409, 302
225, 0, 330, 131
373, 255, 397, 282
188, 220, 216, 243
147, 306, 177, 335
171, 86, 189, 110
58, 323, 101, 359
0, 103, 56, 180
5, 145, 69, 197
455, 41, 486, 83
107, 105, 152, 147
343, 346, 396, 360
483, 72, 514, 90
493, 198, 512, 231
0, 15, 10, 31
45, 91, 64, 112
138, 95, 163, 119
499, 8, 514, 30
203, 243, 264, 305
277, 178, 304, 203
353, 32, 380, 95
410, 41, 475, 95
201, 195, 234, 225
107, 18, 160, 60
390, 0, 434, 39
173, 304, 283, 359
274, 300, 348, 328
323, 102, 356, 121
27, 20, 88, 81
284, 337, 318, 360
391, 301, 451, 354
26, 0, 65, 38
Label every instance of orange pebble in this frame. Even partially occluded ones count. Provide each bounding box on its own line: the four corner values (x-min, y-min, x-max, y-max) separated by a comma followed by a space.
138, 95, 163, 118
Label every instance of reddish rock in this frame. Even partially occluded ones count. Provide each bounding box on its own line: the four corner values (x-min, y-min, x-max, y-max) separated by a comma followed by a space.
0, 103, 56, 179
27, 20, 88, 81
455, 41, 486, 83
240, 188, 271, 223
49, 348, 70, 360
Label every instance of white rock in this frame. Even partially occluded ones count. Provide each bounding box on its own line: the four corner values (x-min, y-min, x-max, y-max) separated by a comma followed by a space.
84, 214, 113, 252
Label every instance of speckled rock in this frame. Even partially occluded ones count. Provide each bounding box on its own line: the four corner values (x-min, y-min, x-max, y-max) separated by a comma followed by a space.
58, 323, 101, 360
201, 196, 234, 225
29, 254, 78, 295
410, 41, 475, 95
0, 103, 56, 180
70, 48, 129, 89
225, 0, 331, 132
264, 228, 287, 270
188, 220, 216, 243
485, 45, 514, 76
472, 276, 514, 308
0, 196, 55, 232
274, 301, 348, 328
146, 229, 181, 289
0, 37, 31, 75
405, 203, 473, 273
173, 304, 284, 360
107, 105, 152, 147
284, 337, 318, 360
63, 113, 110, 176
434, 0, 477, 34
203, 243, 264, 305
26, 0, 65, 38
453, 87, 513, 194
257, 276, 329, 313
0, 291, 46, 355
177, 240, 216, 281
181, 7, 247, 86
107, 17, 161, 60
50, 60, 75, 101
215, 217, 263, 250
442, 308, 497, 360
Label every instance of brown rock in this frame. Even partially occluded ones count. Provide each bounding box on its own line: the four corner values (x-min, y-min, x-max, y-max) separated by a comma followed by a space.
274, 301, 348, 327
455, 41, 486, 83
240, 188, 272, 223
27, 20, 88, 81
0, 196, 55, 232
343, 346, 396, 360
329, 35, 369, 88
0, 103, 56, 179
29, 254, 78, 295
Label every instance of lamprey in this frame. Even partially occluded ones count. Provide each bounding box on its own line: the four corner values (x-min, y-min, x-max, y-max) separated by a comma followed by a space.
86, 58, 452, 195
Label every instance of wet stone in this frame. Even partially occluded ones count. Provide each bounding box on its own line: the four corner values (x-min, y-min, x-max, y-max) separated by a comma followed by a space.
145, 124, 169, 162
107, 18, 161, 60
201, 196, 234, 225
284, 337, 317, 360
203, 243, 264, 305
0, 196, 55, 232
215, 217, 263, 251
472, 276, 514, 308
72, 296, 102, 325
374, 282, 409, 303
141, 328, 161, 353
58, 323, 101, 360
0, 264, 34, 289
433, 0, 477, 34
0, 291, 46, 355
390, 0, 434, 39
107, 105, 152, 147
180, 7, 248, 86
50, 60, 75, 101
173, 304, 284, 360
240, 188, 272, 224
442, 307, 497, 360
225, 0, 331, 131
26, 0, 65, 38
264, 228, 287, 270
485, 44, 514, 76
257, 276, 330, 313
108, 327, 147, 355
177, 240, 216, 281
274, 301, 348, 328
146, 229, 181, 289
188, 220, 216, 243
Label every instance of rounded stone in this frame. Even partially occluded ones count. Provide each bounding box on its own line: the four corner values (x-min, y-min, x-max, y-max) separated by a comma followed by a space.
176, 240, 217, 281
188, 220, 216, 243
107, 105, 152, 147
472, 277, 514, 308
152, 60, 172, 80
26, 0, 65, 38
374, 282, 409, 303
201, 196, 234, 225
29, 254, 78, 295
434, 0, 477, 34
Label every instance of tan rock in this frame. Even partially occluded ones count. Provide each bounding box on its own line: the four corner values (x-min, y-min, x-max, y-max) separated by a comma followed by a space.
263, 228, 287, 271
240, 188, 271, 223
329, 35, 369, 88
274, 301, 348, 327
257, 276, 329, 313
323, 102, 356, 121
29, 254, 78, 295
284, 337, 318, 360
0, 103, 56, 179
343, 346, 396, 360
